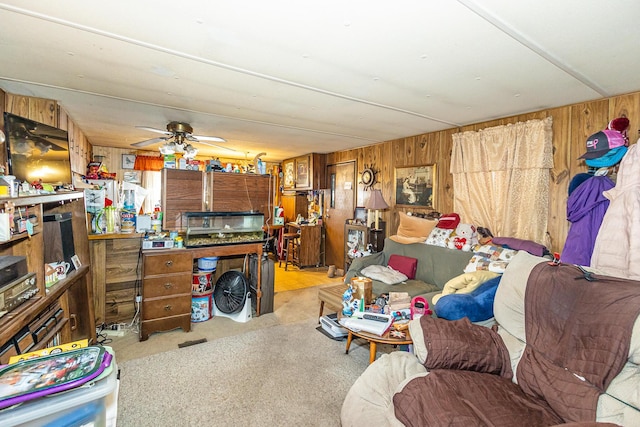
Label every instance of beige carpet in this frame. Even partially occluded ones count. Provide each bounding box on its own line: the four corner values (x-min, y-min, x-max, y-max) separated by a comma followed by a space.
116, 318, 370, 426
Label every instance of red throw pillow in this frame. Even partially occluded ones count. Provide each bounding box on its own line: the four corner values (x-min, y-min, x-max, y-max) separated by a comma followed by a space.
436, 213, 460, 229
387, 254, 418, 279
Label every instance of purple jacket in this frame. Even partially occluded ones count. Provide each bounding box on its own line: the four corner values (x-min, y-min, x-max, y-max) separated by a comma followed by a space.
560, 176, 615, 266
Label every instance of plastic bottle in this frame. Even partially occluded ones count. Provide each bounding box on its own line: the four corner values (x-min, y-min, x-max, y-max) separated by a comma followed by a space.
123, 190, 135, 212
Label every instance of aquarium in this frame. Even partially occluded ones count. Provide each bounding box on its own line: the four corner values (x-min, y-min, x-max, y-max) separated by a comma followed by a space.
185, 211, 265, 247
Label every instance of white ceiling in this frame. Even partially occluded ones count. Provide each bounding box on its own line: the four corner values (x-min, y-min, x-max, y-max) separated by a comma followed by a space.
0, 1, 639, 162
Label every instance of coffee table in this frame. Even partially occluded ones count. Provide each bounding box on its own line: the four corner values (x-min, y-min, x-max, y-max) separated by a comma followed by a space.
344, 325, 412, 364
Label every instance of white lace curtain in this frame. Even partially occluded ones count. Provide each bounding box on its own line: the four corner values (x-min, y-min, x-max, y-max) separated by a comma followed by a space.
450, 117, 553, 245
141, 171, 162, 214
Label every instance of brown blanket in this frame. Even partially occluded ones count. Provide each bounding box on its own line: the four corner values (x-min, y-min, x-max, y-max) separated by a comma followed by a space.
393, 369, 564, 426
517, 263, 640, 422
392, 263, 640, 426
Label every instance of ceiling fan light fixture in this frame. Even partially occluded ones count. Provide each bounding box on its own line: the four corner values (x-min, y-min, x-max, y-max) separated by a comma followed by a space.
134, 121, 229, 153
159, 142, 176, 155
183, 144, 198, 159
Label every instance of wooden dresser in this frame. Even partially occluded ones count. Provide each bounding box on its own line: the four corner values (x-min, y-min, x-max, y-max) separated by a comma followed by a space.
140, 241, 265, 341
140, 250, 192, 341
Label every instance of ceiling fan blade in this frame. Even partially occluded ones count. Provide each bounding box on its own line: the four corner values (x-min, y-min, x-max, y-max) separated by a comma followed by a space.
191, 134, 227, 143
131, 136, 170, 147
196, 140, 239, 152
135, 126, 172, 136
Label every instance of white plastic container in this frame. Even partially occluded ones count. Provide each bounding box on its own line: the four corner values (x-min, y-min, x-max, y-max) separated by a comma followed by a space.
0, 175, 18, 197
0, 356, 118, 426
197, 256, 218, 271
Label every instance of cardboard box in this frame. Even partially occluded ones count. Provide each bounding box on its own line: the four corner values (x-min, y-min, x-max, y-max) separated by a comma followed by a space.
351, 276, 373, 304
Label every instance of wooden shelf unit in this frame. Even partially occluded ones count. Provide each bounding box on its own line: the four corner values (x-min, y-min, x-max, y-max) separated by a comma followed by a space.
0, 192, 96, 363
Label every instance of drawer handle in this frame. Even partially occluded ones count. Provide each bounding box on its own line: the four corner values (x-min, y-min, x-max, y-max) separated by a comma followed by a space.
164, 305, 172, 311
164, 283, 173, 289
165, 260, 173, 267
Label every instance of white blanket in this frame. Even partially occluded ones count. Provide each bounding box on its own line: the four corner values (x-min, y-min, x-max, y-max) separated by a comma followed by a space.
360, 265, 408, 285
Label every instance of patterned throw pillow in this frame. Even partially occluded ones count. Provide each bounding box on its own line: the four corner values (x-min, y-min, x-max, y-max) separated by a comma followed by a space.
463, 244, 518, 274
425, 227, 453, 247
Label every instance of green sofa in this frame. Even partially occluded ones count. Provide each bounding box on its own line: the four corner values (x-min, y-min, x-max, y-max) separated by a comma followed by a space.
344, 238, 474, 306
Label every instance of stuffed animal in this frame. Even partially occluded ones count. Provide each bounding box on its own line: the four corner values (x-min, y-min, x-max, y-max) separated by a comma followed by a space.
446, 223, 478, 252
347, 241, 373, 258
342, 285, 360, 316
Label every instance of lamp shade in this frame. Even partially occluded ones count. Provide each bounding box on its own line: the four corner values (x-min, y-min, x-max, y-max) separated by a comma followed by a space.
365, 189, 389, 210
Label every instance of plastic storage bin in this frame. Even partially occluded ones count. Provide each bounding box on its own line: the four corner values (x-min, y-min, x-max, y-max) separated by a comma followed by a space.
0, 356, 118, 427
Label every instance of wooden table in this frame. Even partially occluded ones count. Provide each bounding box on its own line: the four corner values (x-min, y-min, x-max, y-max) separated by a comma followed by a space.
344, 326, 412, 364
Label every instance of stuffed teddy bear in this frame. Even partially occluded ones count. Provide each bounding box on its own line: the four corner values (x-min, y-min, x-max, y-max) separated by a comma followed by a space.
446, 223, 478, 252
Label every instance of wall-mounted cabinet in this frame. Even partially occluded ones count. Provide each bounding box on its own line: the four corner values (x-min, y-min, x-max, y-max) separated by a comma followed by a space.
280, 193, 308, 224
59, 107, 93, 175
282, 153, 326, 191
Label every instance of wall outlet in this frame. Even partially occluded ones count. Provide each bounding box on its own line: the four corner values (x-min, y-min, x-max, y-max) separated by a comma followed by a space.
135, 295, 142, 303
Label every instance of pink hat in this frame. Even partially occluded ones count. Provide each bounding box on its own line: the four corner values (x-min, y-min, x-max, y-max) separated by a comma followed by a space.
579, 130, 626, 160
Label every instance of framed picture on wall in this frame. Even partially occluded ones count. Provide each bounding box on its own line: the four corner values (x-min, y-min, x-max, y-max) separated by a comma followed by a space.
122, 154, 136, 169
296, 157, 309, 188
123, 171, 141, 183
394, 164, 436, 208
283, 159, 295, 189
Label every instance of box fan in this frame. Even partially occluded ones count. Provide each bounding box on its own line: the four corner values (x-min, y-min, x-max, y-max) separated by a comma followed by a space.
212, 271, 252, 322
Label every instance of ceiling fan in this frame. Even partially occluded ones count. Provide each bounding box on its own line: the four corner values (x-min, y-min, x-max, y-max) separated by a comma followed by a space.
131, 121, 236, 156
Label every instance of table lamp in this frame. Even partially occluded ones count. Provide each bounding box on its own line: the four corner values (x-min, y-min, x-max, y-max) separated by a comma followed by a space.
365, 189, 389, 230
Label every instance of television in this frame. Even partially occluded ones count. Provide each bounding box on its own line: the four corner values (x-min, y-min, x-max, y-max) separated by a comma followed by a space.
3, 112, 72, 186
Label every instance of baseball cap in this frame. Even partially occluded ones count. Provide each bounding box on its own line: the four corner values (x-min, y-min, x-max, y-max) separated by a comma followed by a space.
436, 213, 460, 229
579, 130, 626, 160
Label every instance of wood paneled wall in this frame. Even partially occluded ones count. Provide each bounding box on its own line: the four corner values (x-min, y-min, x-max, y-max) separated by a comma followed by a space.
326, 91, 640, 253
5, 89, 639, 253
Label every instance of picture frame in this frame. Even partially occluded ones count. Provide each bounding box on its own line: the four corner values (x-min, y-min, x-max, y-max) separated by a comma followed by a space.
123, 171, 141, 184
71, 254, 82, 270
394, 164, 436, 208
122, 154, 136, 169
296, 157, 309, 188
283, 159, 295, 189
353, 207, 367, 225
